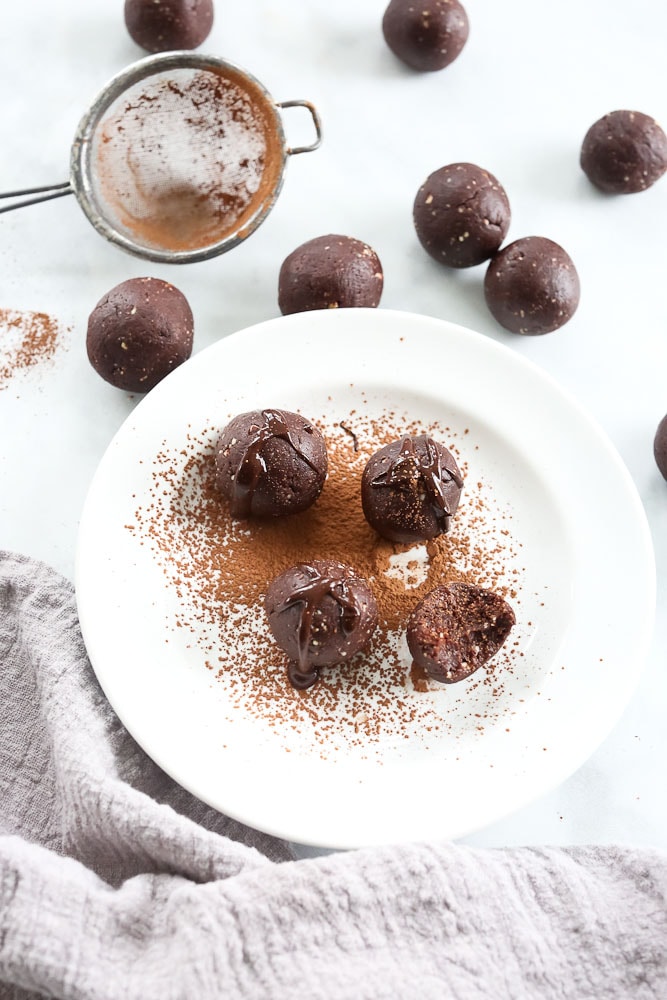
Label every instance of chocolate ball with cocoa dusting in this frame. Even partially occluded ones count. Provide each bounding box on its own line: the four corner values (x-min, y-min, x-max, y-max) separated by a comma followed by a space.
215, 409, 328, 519
361, 434, 464, 544
86, 277, 194, 393
653, 415, 667, 481
407, 583, 515, 683
484, 236, 580, 335
264, 559, 378, 689
413, 162, 511, 268
382, 0, 469, 72
580, 110, 667, 194
124, 0, 214, 52
278, 235, 383, 315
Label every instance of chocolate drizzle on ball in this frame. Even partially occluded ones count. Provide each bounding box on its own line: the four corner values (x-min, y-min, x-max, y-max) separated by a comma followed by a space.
231, 409, 322, 518
214, 409, 328, 518
371, 436, 463, 530
275, 564, 361, 689
362, 434, 464, 543
264, 559, 379, 690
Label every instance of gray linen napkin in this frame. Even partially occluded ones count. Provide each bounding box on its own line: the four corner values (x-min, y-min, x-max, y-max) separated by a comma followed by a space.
1, 551, 665, 1000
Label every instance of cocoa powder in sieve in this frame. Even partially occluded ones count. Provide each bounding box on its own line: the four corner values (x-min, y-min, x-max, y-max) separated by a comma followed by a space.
95, 66, 284, 253
131, 409, 526, 752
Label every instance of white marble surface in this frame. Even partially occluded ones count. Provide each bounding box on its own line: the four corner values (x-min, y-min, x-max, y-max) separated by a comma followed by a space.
1, 0, 666, 853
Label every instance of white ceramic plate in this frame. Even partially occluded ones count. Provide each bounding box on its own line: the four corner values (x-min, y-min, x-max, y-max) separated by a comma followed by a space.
75, 309, 655, 848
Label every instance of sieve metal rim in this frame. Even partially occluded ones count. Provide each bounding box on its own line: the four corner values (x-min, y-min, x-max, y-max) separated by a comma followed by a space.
69, 52, 317, 265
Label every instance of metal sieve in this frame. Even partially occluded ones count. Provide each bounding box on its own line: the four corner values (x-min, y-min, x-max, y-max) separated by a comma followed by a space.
0, 52, 322, 264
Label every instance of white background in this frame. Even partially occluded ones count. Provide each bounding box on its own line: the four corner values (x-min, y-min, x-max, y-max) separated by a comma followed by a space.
0, 0, 666, 853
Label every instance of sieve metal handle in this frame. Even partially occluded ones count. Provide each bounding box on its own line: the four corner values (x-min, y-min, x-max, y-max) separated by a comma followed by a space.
0, 181, 74, 214
277, 100, 323, 155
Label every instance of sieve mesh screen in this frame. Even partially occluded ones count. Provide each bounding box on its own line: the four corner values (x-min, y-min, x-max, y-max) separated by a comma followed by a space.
90, 66, 283, 254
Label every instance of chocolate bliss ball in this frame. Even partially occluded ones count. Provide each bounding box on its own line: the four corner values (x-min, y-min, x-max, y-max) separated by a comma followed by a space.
382, 0, 469, 72
653, 414, 667, 481
413, 162, 511, 268
86, 277, 194, 392
361, 435, 463, 544
484, 236, 580, 335
215, 409, 328, 519
264, 560, 379, 689
580, 110, 667, 194
278, 235, 384, 315
407, 583, 515, 683
124, 0, 214, 52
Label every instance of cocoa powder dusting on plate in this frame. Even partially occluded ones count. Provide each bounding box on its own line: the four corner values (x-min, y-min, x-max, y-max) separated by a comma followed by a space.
0, 308, 67, 390
131, 411, 526, 755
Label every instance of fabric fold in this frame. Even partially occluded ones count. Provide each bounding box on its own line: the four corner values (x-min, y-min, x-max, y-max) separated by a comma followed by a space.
0, 551, 289, 884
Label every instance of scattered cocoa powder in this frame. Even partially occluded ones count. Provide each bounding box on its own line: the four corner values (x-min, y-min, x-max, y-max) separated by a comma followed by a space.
130, 409, 529, 755
0, 308, 67, 390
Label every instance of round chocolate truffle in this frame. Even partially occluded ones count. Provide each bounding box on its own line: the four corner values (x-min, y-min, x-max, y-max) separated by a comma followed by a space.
124, 0, 214, 52
413, 162, 511, 268
407, 583, 515, 683
278, 235, 384, 315
654, 414, 667, 481
86, 277, 194, 392
483, 236, 580, 335
214, 409, 328, 519
361, 435, 463, 544
264, 560, 378, 689
580, 110, 667, 194
382, 0, 469, 72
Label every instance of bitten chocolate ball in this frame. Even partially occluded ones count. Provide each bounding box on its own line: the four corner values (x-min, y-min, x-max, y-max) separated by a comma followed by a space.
361, 435, 463, 544
264, 560, 379, 689
86, 277, 194, 392
215, 409, 327, 518
407, 583, 515, 683
484, 236, 580, 335
124, 0, 214, 52
413, 162, 511, 268
382, 0, 469, 72
580, 110, 667, 194
653, 414, 667, 481
278, 235, 383, 315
